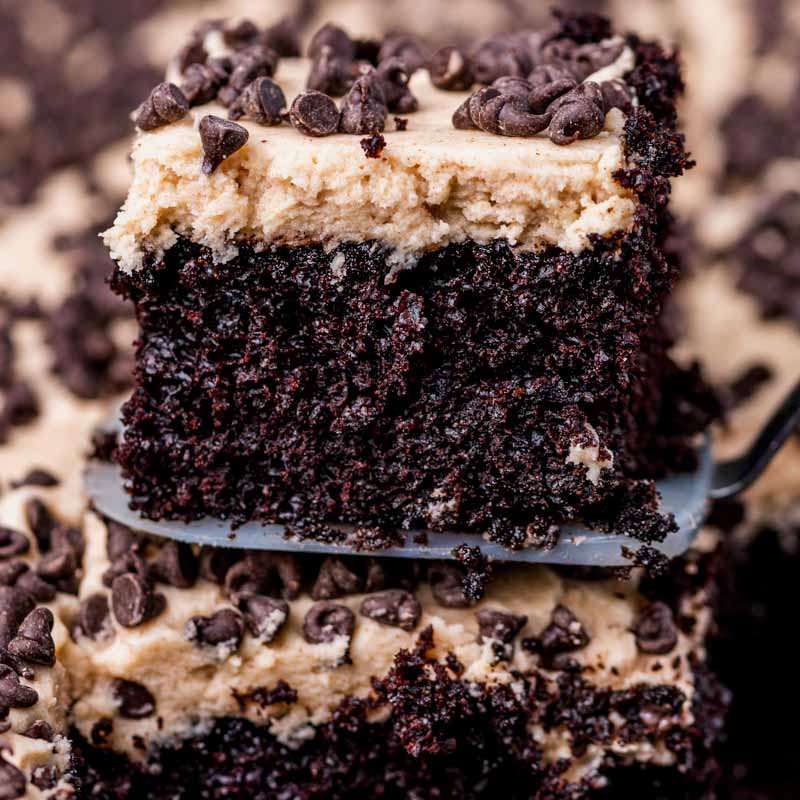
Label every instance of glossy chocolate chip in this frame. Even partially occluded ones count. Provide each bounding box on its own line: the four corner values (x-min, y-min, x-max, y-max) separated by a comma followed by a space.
302, 601, 355, 644
7, 607, 55, 666
360, 589, 421, 631
199, 115, 249, 174
0, 586, 35, 648
224, 552, 302, 601
105, 520, 141, 563
224, 44, 279, 98
540, 604, 590, 655
429, 46, 473, 91
0, 528, 29, 559
134, 83, 189, 131
339, 74, 387, 135
547, 82, 605, 145
78, 593, 112, 641
427, 562, 473, 608
186, 609, 244, 653
0, 664, 38, 708
289, 91, 339, 137
633, 601, 679, 655
228, 77, 287, 125
112, 679, 156, 719
475, 608, 528, 644
152, 541, 198, 589
111, 573, 165, 628
237, 594, 288, 643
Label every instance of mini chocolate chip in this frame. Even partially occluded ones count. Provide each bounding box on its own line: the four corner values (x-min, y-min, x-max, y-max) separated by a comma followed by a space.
51, 524, 84, 559
307, 46, 358, 97
540, 604, 590, 656
23, 498, 56, 552
728, 364, 773, 407
3, 382, 38, 427
186, 609, 244, 653
376, 58, 417, 113
289, 91, 339, 137
572, 40, 625, 78
199, 547, 240, 584
7, 607, 55, 666
0, 560, 27, 586
429, 46, 473, 91
379, 33, 425, 74
261, 18, 301, 58
36, 546, 78, 583
105, 521, 141, 563
0, 528, 29, 559
311, 557, 364, 600
180, 63, 224, 106
0, 586, 35, 648
111, 573, 165, 628
633, 602, 679, 655
13, 571, 54, 604
152, 541, 198, 589
600, 79, 633, 114
228, 77, 287, 125
176, 35, 208, 74
497, 96, 551, 137
31, 764, 58, 791
0, 326, 12, 388
237, 594, 288, 643
308, 24, 355, 62
475, 609, 528, 644
0, 664, 38, 708
0, 752, 26, 799
9, 469, 59, 490
547, 81, 605, 145
302, 601, 355, 644
102, 551, 151, 589
22, 720, 53, 741
199, 115, 249, 174
427, 562, 474, 608
134, 83, 189, 131
224, 552, 302, 601
469, 35, 532, 85
221, 19, 259, 49
528, 63, 577, 87
452, 97, 476, 129
112, 679, 156, 719
339, 74, 387, 135
360, 590, 421, 631
221, 44, 279, 102
78, 593, 112, 641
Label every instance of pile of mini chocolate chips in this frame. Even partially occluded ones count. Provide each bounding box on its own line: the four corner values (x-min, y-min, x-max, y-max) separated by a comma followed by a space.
130, 15, 637, 174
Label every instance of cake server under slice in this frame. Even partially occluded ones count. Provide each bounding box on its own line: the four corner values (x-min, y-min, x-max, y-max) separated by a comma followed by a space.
84, 379, 800, 567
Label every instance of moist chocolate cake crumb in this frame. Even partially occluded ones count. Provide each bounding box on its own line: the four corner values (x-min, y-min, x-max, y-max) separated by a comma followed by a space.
360, 133, 387, 158
452, 544, 492, 602
393, 116, 408, 131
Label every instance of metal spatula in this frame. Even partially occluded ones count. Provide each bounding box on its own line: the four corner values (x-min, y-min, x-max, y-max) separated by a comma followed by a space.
84, 379, 800, 567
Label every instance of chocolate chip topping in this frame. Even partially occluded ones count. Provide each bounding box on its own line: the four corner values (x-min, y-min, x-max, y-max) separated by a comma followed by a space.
8, 469, 59, 490
224, 552, 301, 601
186, 609, 244, 653
547, 81, 605, 144
540, 604, 590, 656
22, 720, 53, 741
429, 46, 473, 91
7, 607, 55, 666
134, 82, 189, 131
0, 561, 27, 587
199, 547, 240, 585
728, 364, 773, 408
180, 63, 225, 107
236, 595, 288, 643
2, 382, 39, 428
111, 573, 165, 628
308, 23, 356, 63
218, 44, 279, 105
152, 541, 198, 589
0, 586, 35, 649
228, 77, 287, 125
375, 58, 417, 114
260, 18, 301, 58
198, 115, 249, 174
360, 590, 421, 631
600, 79, 634, 114
30, 764, 57, 791
469, 35, 533, 85
0, 528, 29, 560
0, 751, 26, 800
0, 664, 38, 708
23, 498, 56, 552
339, 74, 387, 135
633, 601, 678, 655
379, 33, 426, 74
112, 679, 156, 719
307, 24, 357, 97
289, 91, 339, 137
78, 593, 113, 641
427, 562, 474, 608
311, 557, 364, 600
475, 608, 528, 644
302, 601, 355, 644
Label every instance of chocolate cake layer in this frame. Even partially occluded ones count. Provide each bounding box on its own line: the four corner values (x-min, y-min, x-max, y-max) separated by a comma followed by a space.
111, 231, 715, 543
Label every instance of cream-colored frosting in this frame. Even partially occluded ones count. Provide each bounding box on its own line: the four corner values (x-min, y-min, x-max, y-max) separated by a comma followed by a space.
104, 55, 639, 272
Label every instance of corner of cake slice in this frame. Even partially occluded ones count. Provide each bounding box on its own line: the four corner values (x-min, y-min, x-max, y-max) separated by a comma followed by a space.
103, 12, 717, 550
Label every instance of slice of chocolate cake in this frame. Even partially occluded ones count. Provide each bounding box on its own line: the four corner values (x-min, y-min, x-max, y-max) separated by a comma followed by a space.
103, 13, 715, 549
